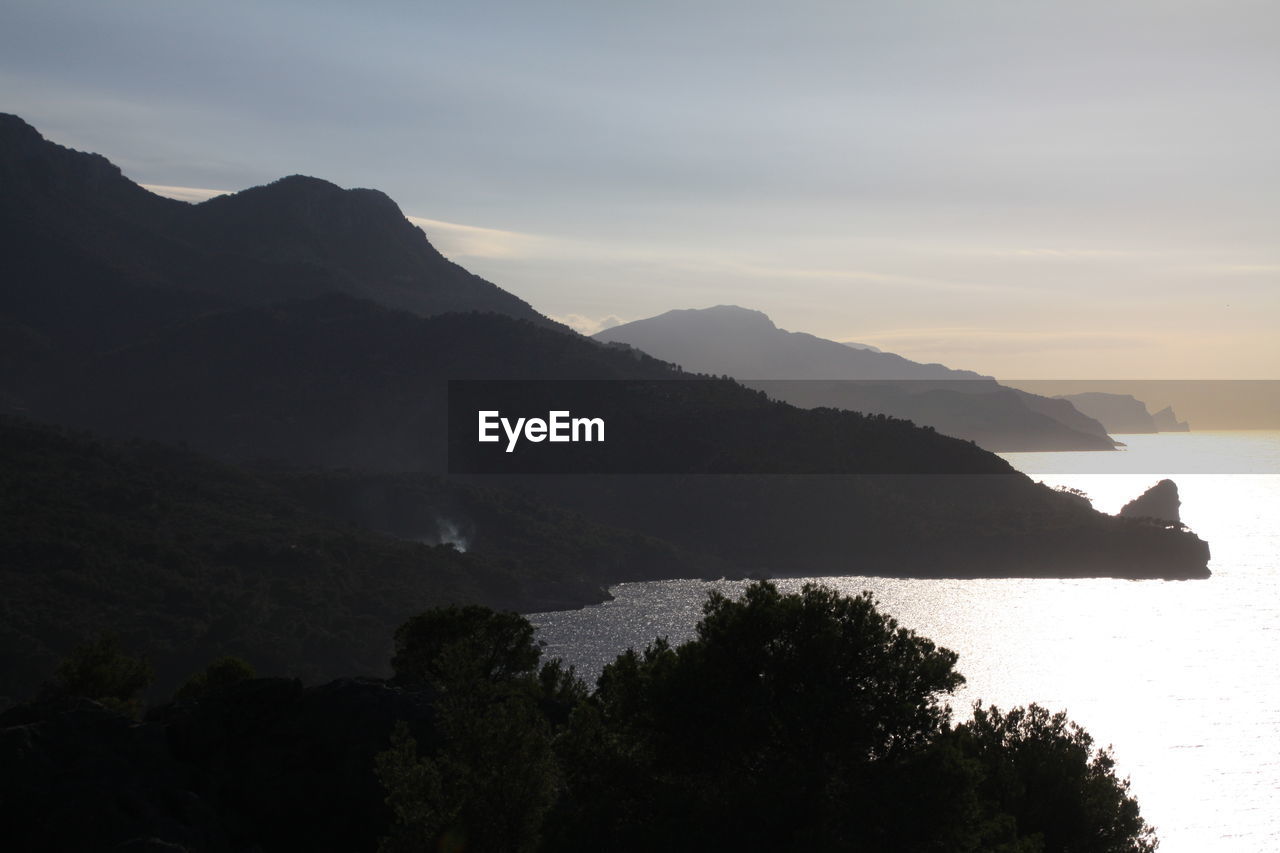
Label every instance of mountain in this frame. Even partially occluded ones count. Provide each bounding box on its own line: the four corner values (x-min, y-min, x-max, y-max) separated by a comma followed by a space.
0, 112, 1210, 663
1152, 405, 1191, 432
0, 416, 716, 706
598, 305, 969, 380
1058, 393, 1190, 434
595, 306, 1115, 451
4, 284, 1209, 580
0, 113, 555, 332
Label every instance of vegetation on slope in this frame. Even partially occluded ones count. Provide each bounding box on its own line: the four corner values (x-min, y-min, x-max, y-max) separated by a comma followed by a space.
2, 584, 1157, 853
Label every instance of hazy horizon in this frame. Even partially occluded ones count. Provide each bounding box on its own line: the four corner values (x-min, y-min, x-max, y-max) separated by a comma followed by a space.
5, 0, 1277, 378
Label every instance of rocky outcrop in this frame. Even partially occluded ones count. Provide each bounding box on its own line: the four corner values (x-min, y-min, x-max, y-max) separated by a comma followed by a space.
1152, 406, 1191, 432
1119, 479, 1182, 525
1058, 393, 1157, 434
1057, 393, 1191, 434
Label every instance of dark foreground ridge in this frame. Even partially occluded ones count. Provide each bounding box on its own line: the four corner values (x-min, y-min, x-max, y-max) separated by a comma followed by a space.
1, 584, 1159, 852
0, 417, 714, 706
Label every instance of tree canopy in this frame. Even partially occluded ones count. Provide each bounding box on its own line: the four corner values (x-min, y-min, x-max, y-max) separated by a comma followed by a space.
378, 582, 1158, 853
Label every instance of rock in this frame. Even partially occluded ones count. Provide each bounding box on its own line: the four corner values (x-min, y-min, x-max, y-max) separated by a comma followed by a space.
1152, 405, 1191, 432
1057, 392, 1158, 434
1119, 479, 1182, 525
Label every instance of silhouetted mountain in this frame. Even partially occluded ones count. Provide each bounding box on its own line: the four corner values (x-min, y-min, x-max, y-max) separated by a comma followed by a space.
598, 306, 967, 380
0, 417, 711, 706
6, 284, 1207, 578
0, 113, 554, 334
1057, 393, 1190, 434
0, 113, 1210, 655
595, 306, 1114, 451
24, 294, 687, 471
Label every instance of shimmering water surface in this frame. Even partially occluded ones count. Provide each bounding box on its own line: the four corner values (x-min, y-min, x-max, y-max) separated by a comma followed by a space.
530, 432, 1280, 852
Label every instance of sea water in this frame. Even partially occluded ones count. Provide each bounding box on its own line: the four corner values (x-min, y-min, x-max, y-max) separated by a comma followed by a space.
530, 431, 1280, 852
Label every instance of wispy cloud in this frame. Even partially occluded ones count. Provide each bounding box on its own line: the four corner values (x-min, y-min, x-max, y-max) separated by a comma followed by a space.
696, 259, 1010, 293
1205, 264, 1280, 275
132, 186, 1026, 297
858, 328, 1153, 356
141, 183, 229, 203
406, 216, 554, 259
961, 248, 1135, 259
550, 313, 625, 335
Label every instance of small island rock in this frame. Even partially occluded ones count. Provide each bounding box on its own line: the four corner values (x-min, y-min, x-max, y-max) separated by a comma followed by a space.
1119, 479, 1182, 524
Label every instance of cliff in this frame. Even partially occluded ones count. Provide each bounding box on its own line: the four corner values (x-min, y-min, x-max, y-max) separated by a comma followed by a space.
1058, 393, 1190, 434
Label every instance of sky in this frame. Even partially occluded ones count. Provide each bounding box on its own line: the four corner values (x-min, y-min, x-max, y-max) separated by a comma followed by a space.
3, 0, 1278, 378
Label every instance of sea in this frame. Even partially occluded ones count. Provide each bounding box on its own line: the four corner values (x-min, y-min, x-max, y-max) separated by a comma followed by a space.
529, 431, 1280, 852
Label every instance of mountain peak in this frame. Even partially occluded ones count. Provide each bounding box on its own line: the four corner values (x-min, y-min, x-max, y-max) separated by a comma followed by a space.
0, 112, 131, 201
597, 304, 976, 381
1, 113, 555, 327
258, 173, 346, 195
202, 174, 404, 220
0, 112, 41, 144
658, 305, 779, 329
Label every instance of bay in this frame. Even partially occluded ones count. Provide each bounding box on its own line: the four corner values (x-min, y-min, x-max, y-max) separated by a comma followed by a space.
531, 431, 1280, 852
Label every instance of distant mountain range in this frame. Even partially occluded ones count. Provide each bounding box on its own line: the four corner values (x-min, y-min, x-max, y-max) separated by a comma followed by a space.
0, 114, 1211, 701
596, 306, 1115, 451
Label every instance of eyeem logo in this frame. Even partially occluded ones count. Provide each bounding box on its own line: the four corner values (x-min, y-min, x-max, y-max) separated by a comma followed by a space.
478, 410, 605, 453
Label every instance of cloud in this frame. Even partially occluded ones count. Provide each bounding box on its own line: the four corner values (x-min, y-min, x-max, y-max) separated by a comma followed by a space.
141, 183, 229, 203
695, 259, 1012, 293
960, 248, 1135, 259
1206, 265, 1280, 275
549, 313, 626, 336
125, 189, 1038, 299
857, 328, 1153, 356
407, 217, 553, 259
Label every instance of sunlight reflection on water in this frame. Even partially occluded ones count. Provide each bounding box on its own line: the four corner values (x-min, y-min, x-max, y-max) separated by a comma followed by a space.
530, 432, 1280, 852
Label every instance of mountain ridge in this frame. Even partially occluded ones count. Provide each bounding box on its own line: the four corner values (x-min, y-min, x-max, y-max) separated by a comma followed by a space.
598, 305, 981, 380
596, 305, 1115, 451
0, 112, 558, 328
0, 113, 1211, 661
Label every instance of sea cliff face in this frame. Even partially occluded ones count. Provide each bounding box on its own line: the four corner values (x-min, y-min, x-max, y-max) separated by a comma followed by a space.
1058, 393, 1191, 435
